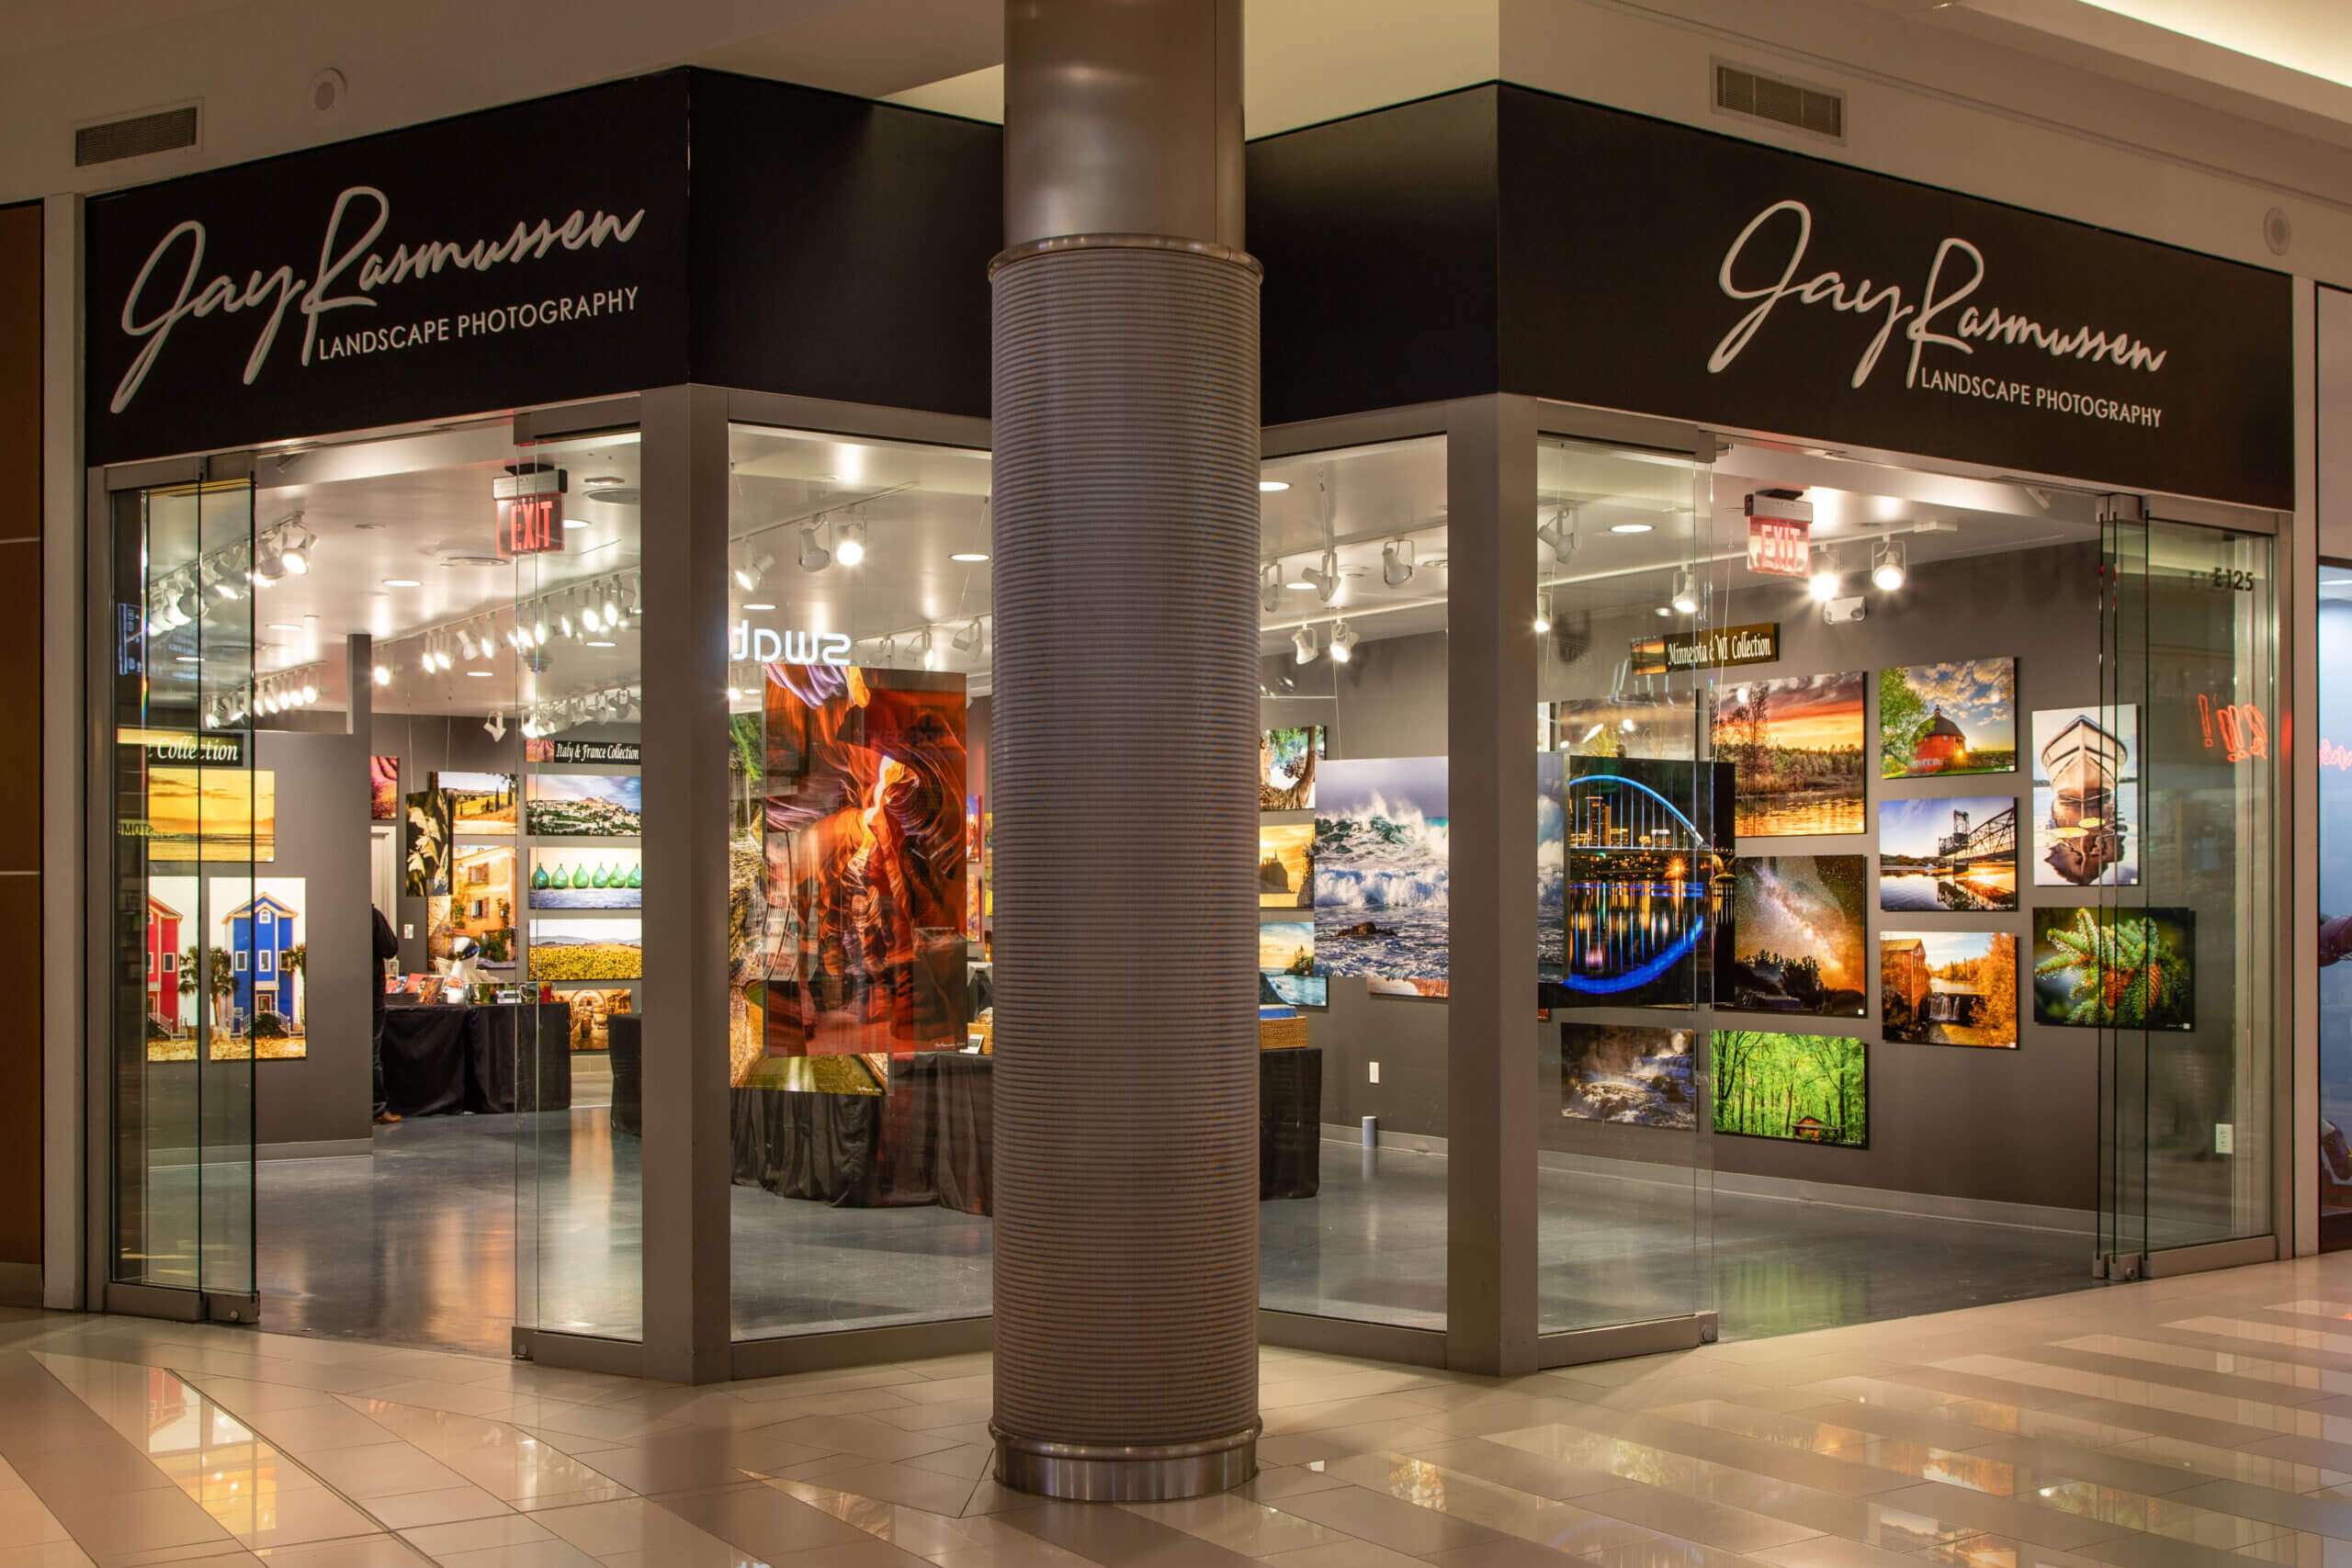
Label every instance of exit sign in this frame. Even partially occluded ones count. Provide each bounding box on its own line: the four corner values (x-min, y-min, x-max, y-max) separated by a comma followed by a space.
498, 493, 565, 556
493, 465, 568, 557
1745, 491, 1813, 579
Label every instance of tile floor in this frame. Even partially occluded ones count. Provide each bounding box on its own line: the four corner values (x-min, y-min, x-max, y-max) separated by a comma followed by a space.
26, 1254, 2352, 1564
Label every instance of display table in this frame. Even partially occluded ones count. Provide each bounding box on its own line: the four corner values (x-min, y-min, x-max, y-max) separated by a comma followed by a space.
380, 1001, 572, 1117
607, 1033, 1321, 1212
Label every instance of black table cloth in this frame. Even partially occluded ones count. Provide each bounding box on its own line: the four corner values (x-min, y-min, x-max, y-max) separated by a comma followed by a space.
379, 1005, 470, 1118
695, 1043, 1323, 1212
608, 1015, 642, 1136
380, 1001, 573, 1118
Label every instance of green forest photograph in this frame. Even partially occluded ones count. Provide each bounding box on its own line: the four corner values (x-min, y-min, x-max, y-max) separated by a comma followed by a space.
1713, 1030, 1868, 1147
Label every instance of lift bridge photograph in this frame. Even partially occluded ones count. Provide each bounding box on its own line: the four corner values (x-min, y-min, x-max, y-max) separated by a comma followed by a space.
1877, 794, 2019, 912
1540, 755, 1735, 1010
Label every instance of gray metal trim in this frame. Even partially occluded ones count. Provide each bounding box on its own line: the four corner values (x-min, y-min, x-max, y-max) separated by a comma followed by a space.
1442, 393, 1542, 1380
81, 466, 111, 1314
102, 1280, 202, 1322
1537, 1313, 1715, 1370
729, 1317, 993, 1381
722, 387, 990, 451
1262, 405, 1450, 461
1532, 401, 1721, 461
516, 1328, 647, 1379
990, 1423, 1259, 1502
44, 190, 86, 1313
513, 397, 642, 445
255, 1140, 371, 1161
636, 383, 731, 1384
2143, 1234, 2279, 1280
1256, 1309, 1447, 1368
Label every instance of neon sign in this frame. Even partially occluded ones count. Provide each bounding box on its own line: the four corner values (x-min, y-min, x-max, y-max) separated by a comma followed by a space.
2195, 693, 2268, 763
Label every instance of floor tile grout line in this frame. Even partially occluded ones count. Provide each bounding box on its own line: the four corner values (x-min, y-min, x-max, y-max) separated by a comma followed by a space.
162, 1367, 446, 1564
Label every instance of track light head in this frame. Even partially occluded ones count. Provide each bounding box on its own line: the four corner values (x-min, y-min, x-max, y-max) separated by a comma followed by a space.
1303, 549, 1340, 605
952, 618, 983, 653
834, 519, 866, 568
796, 525, 831, 573
1382, 539, 1416, 588
1291, 624, 1318, 665
1535, 506, 1578, 564
1806, 557, 1844, 606
1671, 567, 1701, 616
1871, 537, 1908, 592
1261, 564, 1283, 615
1329, 621, 1359, 663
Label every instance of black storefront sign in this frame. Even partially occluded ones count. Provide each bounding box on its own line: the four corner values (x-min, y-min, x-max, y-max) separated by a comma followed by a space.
86, 75, 691, 468
1255, 85, 2294, 510
84, 72, 1000, 467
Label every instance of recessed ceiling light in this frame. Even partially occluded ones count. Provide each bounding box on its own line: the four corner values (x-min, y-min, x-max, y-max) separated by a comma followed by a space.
266, 623, 302, 632
564, 518, 588, 529
175, 655, 201, 664
950, 552, 989, 563
1609, 523, 1653, 535
1259, 480, 1290, 492
742, 602, 775, 611
585, 639, 616, 648
382, 578, 421, 588
464, 670, 492, 678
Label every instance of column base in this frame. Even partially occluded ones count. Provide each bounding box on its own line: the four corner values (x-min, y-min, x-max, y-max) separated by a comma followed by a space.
990, 1422, 1260, 1502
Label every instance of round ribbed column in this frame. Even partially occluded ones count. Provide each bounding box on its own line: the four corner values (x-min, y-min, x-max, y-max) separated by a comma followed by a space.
988, 0, 1261, 1505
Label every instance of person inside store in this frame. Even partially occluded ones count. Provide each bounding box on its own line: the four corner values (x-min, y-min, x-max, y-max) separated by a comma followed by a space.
371, 904, 401, 1126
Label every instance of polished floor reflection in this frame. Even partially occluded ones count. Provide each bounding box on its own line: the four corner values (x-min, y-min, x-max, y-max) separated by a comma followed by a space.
262, 1118, 2086, 1356
6, 1254, 2352, 1563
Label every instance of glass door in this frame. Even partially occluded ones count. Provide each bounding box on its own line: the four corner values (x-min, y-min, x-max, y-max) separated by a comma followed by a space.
106, 473, 260, 1319
1534, 436, 1718, 1339
2096, 503, 2277, 1274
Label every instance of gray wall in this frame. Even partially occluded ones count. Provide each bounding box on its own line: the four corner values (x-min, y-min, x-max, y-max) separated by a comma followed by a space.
1276, 546, 2120, 1215
251, 675, 372, 1148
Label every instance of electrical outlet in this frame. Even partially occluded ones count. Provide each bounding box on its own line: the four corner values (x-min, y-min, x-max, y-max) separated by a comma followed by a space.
1369, 1061, 1380, 1085
402, 922, 414, 939
2215, 1123, 2234, 1156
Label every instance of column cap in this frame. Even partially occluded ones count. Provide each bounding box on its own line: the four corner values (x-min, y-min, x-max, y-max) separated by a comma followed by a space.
988, 232, 1263, 281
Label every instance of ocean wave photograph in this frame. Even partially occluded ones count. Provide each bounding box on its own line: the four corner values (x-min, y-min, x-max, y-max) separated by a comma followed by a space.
1314, 756, 1449, 982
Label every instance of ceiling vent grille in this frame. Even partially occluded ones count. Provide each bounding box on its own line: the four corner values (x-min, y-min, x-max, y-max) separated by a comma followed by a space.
75, 105, 198, 167
1714, 63, 1843, 140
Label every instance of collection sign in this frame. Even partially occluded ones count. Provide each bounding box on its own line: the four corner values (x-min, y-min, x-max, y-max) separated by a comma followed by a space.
1629, 621, 1781, 677
84, 75, 690, 466
526, 739, 641, 766
121, 728, 247, 767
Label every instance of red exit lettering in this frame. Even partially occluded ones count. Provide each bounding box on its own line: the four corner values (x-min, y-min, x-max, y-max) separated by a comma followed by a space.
499, 495, 564, 557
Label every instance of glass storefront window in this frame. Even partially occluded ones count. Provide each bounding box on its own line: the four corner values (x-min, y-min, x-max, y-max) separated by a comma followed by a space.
514, 427, 646, 1342
1258, 435, 1448, 1331
725, 423, 995, 1339
1532, 438, 1714, 1337
108, 477, 259, 1303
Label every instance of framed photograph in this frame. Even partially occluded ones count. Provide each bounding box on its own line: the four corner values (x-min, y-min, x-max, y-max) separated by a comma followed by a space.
530, 847, 641, 910
1259, 823, 1313, 909
1713, 1030, 1867, 1146
2030, 705, 2141, 887
1724, 855, 1870, 1018
2032, 906, 2193, 1031
369, 756, 400, 822
1561, 1023, 1697, 1129
1712, 671, 1868, 837
1258, 917, 1326, 1009
1261, 726, 1323, 811
1314, 756, 1447, 985
1881, 930, 2018, 1047
524, 774, 644, 837
1880, 660, 2017, 778
528, 919, 644, 983
1878, 795, 2018, 912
